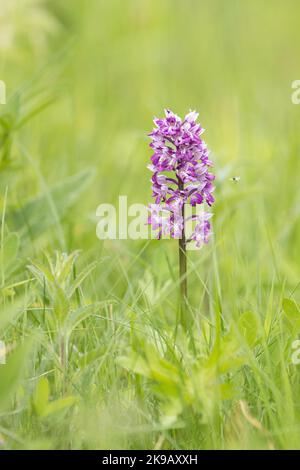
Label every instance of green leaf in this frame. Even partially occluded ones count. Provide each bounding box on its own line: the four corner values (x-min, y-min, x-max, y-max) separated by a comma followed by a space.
282, 298, 300, 332
0, 340, 32, 409
66, 301, 114, 332
27, 261, 55, 285
283, 298, 300, 317
33, 377, 77, 418
53, 285, 70, 320
33, 377, 49, 416
42, 396, 77, 417
67, 260, 98, 298
57, 251, 80, 284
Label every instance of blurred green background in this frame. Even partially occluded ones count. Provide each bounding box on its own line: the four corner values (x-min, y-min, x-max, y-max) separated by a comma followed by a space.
2, 0, 300, 280
1, 0, 300, 450
0, 9, 297, 195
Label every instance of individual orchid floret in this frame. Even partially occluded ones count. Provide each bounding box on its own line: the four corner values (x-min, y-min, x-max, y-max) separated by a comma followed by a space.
189, 212, 213, 248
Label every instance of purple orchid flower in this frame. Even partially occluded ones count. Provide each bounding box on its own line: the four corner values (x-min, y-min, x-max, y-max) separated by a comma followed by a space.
148, 109, 215, 248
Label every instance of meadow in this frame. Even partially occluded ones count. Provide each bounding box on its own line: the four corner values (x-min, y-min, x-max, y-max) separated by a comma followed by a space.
1, 0, 300, 450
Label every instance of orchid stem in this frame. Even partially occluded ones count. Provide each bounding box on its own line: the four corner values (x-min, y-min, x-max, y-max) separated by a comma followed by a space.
178, 179, 188, 327
179, 234, 187, 324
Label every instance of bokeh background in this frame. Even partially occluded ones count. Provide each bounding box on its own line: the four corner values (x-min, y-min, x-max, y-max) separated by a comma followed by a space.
2, 0, 300, 296
1, 0, 300, 450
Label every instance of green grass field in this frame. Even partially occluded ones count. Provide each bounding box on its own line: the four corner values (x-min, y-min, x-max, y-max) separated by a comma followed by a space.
1, 0, 300, 450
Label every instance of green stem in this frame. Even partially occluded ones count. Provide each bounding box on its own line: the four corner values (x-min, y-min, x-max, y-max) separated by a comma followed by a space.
178, 179, 188, 326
